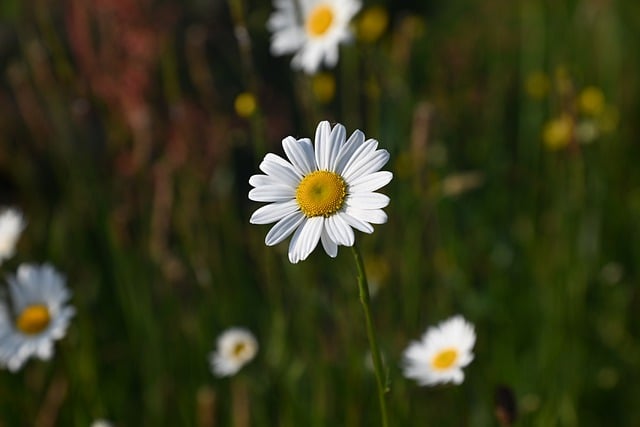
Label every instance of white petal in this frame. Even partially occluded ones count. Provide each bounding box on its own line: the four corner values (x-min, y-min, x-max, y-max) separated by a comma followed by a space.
328, 123, 346, 171
343, 149, 390, 182
270, 29, 305, 55
320, 229, 338, 257
334, 129, 365, 174
314, 121, 332, 170
326, 215, 354, 246
339, 138, 378, 178
248, 186, 295, 202
345, 206, 388, 224
339, 212, 374, 234
250, 200, 300, 224
349, 171, 393, 193
282, 137, 316, 175
324, 44, 339, 67
265, 212, 305, 246
288, 217, 323, 263
259, 153, 301, 186
346, 192, 390, 209
249, 174, 281, 188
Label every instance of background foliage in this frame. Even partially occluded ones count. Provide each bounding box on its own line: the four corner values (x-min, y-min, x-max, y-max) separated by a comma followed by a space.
1, 0, 639, 425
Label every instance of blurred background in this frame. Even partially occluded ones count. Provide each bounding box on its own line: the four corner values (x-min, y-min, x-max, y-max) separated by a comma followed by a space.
1, 0, 639, 425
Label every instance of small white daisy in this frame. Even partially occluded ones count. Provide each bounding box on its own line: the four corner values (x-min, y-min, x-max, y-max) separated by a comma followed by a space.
0, 263, 75, 372
90, 420, 114, 427
249, 120, 392, 264
0, 208, 26, 265
402, 315, 476, 386
209, 327, 258, 377
267, 0, 361, 74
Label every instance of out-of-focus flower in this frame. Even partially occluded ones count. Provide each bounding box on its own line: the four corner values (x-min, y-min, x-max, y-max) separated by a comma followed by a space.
356, 6, 388, 43
0, 264, 75, 372
209, 328, 258, 377
578, 86, 605, 116
542, 114, 573, 150
441, 172, 484, 198
90, 420, 114, 427
234, 92, 257, 118
402, 315, 476, 386
524, 71, 549, 100
575, 120, 599, 144
364, 254, 389, 297
248, 121, 392, 263
311, 72, 336, 104
0, 208, 25, 265
267, 0, 361, 74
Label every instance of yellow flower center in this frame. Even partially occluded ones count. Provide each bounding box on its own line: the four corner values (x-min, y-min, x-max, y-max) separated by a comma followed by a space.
306, 4, 334, 37
296, 170, 347, 218
233, 342, 248, 358
431, 348, 458, 371
16, 304, 51, 335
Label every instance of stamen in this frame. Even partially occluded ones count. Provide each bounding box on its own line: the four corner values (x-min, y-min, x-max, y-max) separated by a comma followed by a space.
233, 342, 247, 358
431, 348, 458, 371
306, 5, 334, 37
16, 304, 51, 335
296, 170, 347, 218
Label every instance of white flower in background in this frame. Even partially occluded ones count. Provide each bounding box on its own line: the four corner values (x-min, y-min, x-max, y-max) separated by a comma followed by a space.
267, 0, 361, 74
209, 328, 258, 377
249, 121, 392, 263
0, 264, 75, 372
402, 315, 476, 386
0, 208, 26, 265
90, 420, 114, 427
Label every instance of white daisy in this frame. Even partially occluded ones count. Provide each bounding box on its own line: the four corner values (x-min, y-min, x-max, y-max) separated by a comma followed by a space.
249, 120, 392, 264
209, 327, 258, 377
0, 208, 26, 265
0, 263, 75, 372
90, 420, 114, 427
402, 315, 476, 386
267, 0, 361, 74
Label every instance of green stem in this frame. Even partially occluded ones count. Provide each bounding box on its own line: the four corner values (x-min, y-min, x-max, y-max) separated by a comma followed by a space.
351, 244, 389, 427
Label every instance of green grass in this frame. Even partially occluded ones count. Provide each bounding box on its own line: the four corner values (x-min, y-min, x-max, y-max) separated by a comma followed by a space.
1, 0, 639, 425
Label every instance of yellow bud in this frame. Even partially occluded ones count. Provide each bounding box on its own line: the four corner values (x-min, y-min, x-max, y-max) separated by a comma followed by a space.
525, 71, 549, 100
578, 86, 605, 116
234, 92, 257, 118
311, 73, 336, 104
357, 6, 389, 43
543, 115, 573, 150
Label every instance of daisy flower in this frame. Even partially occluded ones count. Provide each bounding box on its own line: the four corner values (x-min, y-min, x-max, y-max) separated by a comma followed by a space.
267, 0, 361, 74
0, 264, 75, 372
0, 208, 26, 265
209, 327, 258, 377
402, 315, 476, 386
249, 121, 392, 264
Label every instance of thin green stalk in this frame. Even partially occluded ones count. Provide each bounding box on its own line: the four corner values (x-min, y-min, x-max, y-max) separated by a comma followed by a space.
351, 244, 389, 427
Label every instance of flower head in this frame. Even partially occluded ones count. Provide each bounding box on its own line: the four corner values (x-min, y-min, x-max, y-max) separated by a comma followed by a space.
209, 327, 258, 377
0, 263, 75, 372
402, 315, 476, 386
0, 208, 26, 265
249, 121, 392, 263
267, 0, 361, 74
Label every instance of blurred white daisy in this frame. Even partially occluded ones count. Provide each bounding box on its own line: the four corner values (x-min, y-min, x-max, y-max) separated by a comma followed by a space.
267, 0, 361, 74
0, 208, 26, 265
402, 315, 476, 386
249, 121, 392, 263
209, 328, 258, 377
90, 420, 114, 427
0, 264, 75, 372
